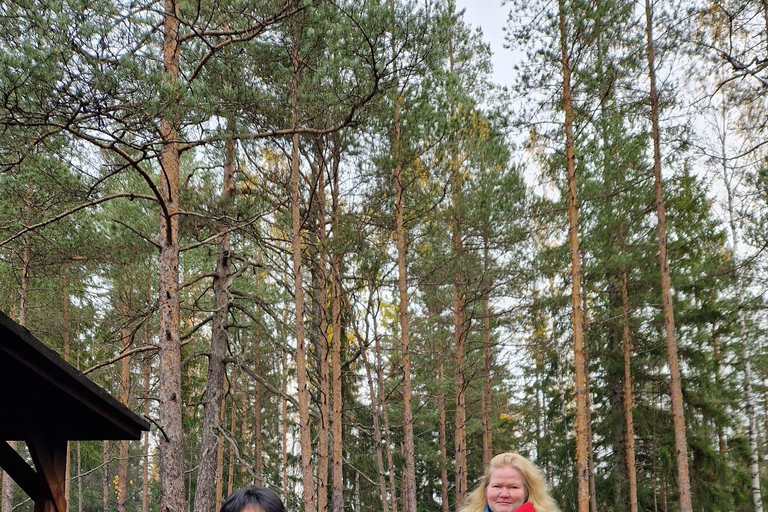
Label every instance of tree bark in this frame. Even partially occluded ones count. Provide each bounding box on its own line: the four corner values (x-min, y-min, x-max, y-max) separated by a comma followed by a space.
330, 142, 344, 512
3, 232, 32, 512
157, 1, 184, 511
439, 361, 449, 512
620, 250, 638, 512
103, 441, 110, 512
193, 126, 235, 512
391, 8, 416, 509
448, 35, 468, 508
118, 310, 131, 512
227, 394, 236, 497
214, 393, 226, 512
143, 355, 150, 512
281, 339, 289, 499
482, 233, 493, 468
644, 3, 693, 512
314, 148, 330, 512
361, 324, 389, 512
375, 311, 399, 512
77, 442, 82, 512
253, 327, 263, 485
290, 15, 315, 511
558, 1, 590, 510
720, 103, 764, 512
63, 277, 72, 512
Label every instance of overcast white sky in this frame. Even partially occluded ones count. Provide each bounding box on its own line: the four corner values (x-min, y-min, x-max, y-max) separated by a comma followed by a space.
453, 0, 513, 87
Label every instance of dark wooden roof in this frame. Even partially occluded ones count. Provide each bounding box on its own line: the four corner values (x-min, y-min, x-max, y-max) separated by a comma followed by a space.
0, 310, 150, 441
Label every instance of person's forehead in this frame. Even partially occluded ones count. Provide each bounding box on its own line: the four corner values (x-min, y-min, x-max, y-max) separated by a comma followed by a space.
240, 504, 266, 512
489, 465, 524, 482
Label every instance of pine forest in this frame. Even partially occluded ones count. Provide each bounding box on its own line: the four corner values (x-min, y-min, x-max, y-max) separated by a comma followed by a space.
0, 0, 766, 511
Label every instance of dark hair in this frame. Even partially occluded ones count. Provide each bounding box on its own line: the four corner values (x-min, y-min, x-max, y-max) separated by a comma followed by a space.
220, 487, 286, 512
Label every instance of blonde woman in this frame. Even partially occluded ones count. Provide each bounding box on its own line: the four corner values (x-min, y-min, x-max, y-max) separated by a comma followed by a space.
460, 453, 560, 512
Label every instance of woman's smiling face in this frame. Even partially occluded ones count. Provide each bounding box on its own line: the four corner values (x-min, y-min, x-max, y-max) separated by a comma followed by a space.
486, 465, 527, 512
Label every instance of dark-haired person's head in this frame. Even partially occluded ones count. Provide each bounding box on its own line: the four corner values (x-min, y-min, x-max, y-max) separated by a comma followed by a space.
220, 487, 286, 512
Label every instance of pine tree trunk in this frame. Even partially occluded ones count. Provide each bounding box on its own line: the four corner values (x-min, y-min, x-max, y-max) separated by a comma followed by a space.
448, 37, 468, 508
77, 442, 82, 512
3, 233, 33, 512
19, 232, 30, 328
584, 347, 597, 512
643, 4, 693, 511
103, 441, 110, 512
281, 342, 289, 499
580, 288, 597, 512
253, 328, 263, 485
391, 14, 416, 510
158, 0, 184, 510
361, 330, 389, 512
743, 328, 763, 512
143, 356, 150, 512
482, 232, 493, 467
439, 361, 449, 512
118, 319, 131, 512
314, 153, 330, 512
290, 17, 315, 511
214, 394, 225, 512
620, 249, 639, 512
330, 146, 344, 512
227, 397, 236, 497
608, 283, 628, 510
558, 2, 590, 509
375, 317, 399, 512
193, 127, 235, 512
62, 273, 72, 512
237, 377, 247, 482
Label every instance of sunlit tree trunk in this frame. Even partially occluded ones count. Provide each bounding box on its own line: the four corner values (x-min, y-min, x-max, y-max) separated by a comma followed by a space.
558, 1, 590, 509
644, 3, 692, 511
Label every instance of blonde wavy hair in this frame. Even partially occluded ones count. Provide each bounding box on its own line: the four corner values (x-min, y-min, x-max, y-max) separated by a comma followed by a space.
459, 453, 560, 512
